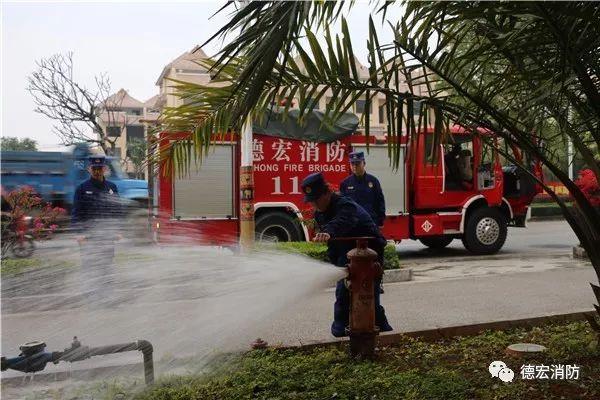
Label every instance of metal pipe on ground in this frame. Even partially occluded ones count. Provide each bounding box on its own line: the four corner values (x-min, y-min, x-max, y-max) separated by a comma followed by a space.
59, 338, 154, 384
1, 337, 154, 385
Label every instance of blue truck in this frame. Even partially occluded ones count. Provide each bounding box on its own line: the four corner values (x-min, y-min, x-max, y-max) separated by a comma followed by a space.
1, 143, 148, 211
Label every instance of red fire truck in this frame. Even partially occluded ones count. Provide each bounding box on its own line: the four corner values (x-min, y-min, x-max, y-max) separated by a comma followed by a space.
152, 115, 541, 255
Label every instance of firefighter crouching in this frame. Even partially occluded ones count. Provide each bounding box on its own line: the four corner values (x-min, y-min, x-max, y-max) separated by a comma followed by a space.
301, 172, 393, 337
72, 156, 123, 299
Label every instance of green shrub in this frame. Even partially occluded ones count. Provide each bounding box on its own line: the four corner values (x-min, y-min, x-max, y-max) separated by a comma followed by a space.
383, 244, 400, 269
275, 242, 400, 270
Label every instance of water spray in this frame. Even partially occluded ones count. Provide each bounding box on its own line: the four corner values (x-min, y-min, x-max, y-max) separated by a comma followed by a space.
1, 336, 154, 385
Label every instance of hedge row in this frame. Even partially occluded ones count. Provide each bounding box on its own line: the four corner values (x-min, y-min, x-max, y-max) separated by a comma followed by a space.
274, 242, 400, 270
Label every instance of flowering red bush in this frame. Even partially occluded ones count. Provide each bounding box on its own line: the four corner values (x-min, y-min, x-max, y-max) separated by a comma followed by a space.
1, 186, 65, 242
574, 169, 600, 207
32, 204, 65, 237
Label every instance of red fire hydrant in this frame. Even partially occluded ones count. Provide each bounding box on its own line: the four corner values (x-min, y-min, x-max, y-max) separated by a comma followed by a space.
346, 237, 383, 359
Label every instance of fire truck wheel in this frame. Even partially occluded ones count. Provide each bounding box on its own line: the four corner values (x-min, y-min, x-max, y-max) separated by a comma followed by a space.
462, 207, 507, 255
255, 212, 303, 242
419, 236, 453, 249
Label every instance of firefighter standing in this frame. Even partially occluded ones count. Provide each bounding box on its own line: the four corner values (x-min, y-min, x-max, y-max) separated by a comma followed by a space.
340, 151, 386, 228
72, 155, 122, 298
302, 172, 393, 337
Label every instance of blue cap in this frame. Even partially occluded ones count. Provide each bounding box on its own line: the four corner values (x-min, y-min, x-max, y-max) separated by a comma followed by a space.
349, 151, 365, 163
88, 155, 107, 167
301, 173, 328, 202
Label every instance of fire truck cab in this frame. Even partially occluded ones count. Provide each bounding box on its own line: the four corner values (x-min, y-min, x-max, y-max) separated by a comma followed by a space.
153, 116, 541, 255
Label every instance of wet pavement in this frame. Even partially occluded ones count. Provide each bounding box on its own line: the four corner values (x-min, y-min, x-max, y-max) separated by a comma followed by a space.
1, 219, 596, 390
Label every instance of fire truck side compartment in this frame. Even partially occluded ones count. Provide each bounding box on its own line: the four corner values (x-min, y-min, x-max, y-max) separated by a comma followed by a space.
172, 144, 236, 219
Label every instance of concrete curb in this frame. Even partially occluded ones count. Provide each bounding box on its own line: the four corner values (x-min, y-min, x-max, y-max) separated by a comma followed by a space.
280, 310, 594, 350
383, 268, 413, 283
326, 268, 413, 288
530, 207, 563, 218
528, 215, 565, 221
377, 310, 593, 345
529, 204, 574, 219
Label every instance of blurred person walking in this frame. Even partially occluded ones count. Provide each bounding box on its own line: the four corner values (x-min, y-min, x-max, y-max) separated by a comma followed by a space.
72, 155, 123, 303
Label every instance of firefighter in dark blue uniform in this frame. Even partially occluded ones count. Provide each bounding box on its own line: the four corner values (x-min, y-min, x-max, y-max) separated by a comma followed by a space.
302, 172, 393, 337
340, 151, 386, 227
72, 156, 120, 227
72, 155, 122, 299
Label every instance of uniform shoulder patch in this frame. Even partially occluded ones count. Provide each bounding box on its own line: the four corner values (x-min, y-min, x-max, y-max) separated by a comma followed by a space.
368, 181, 374, 188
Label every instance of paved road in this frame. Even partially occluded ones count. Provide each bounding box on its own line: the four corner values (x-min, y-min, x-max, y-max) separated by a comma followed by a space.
398, 219, 584, 281
1, 220, 596, 380
264, 267, 596, 346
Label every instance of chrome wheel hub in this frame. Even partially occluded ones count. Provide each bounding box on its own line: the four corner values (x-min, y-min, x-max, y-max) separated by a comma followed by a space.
475, 217, 500, 245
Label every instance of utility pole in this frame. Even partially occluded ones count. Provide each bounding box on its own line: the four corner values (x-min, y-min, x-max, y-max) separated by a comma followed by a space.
239, 115, 255, 250
238, 0, 255, 250
567, 105, 574, 181
140, 117, 158, 238
568, 138, 574, 181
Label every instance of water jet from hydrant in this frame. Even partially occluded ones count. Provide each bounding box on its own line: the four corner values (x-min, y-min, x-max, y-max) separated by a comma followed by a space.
1, 220, 345, 398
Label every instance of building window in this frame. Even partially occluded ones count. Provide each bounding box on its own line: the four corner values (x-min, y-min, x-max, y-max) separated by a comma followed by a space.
413, 100, 423, 116
106, 126, 122, 137
126, 108, 142, 116
182, 96, 196, 106
126, 125, 145, 143
355, 99, 372, 114
113, 147, 122, 158
379, 104, 386, 125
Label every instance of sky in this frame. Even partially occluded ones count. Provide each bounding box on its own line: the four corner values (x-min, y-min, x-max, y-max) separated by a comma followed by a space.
1, 1, 402, 150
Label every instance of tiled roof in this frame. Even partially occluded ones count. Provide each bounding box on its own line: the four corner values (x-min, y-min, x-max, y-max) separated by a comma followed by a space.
143, 94, 165, 109
104, 88, 144, 109
155, 45, 210, 85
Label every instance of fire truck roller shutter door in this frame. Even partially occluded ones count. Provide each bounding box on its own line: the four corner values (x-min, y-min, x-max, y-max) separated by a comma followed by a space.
255, 211, 304, 242
352, 145, 406, 214
461, 206, 507, 255
172, 145, 235, 219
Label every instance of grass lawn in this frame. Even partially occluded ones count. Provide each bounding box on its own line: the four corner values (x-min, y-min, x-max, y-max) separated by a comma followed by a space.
1, 248, 151, 277
0, 257, 43, 275
1, 257, 76, 276
119, 321, 599, 400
